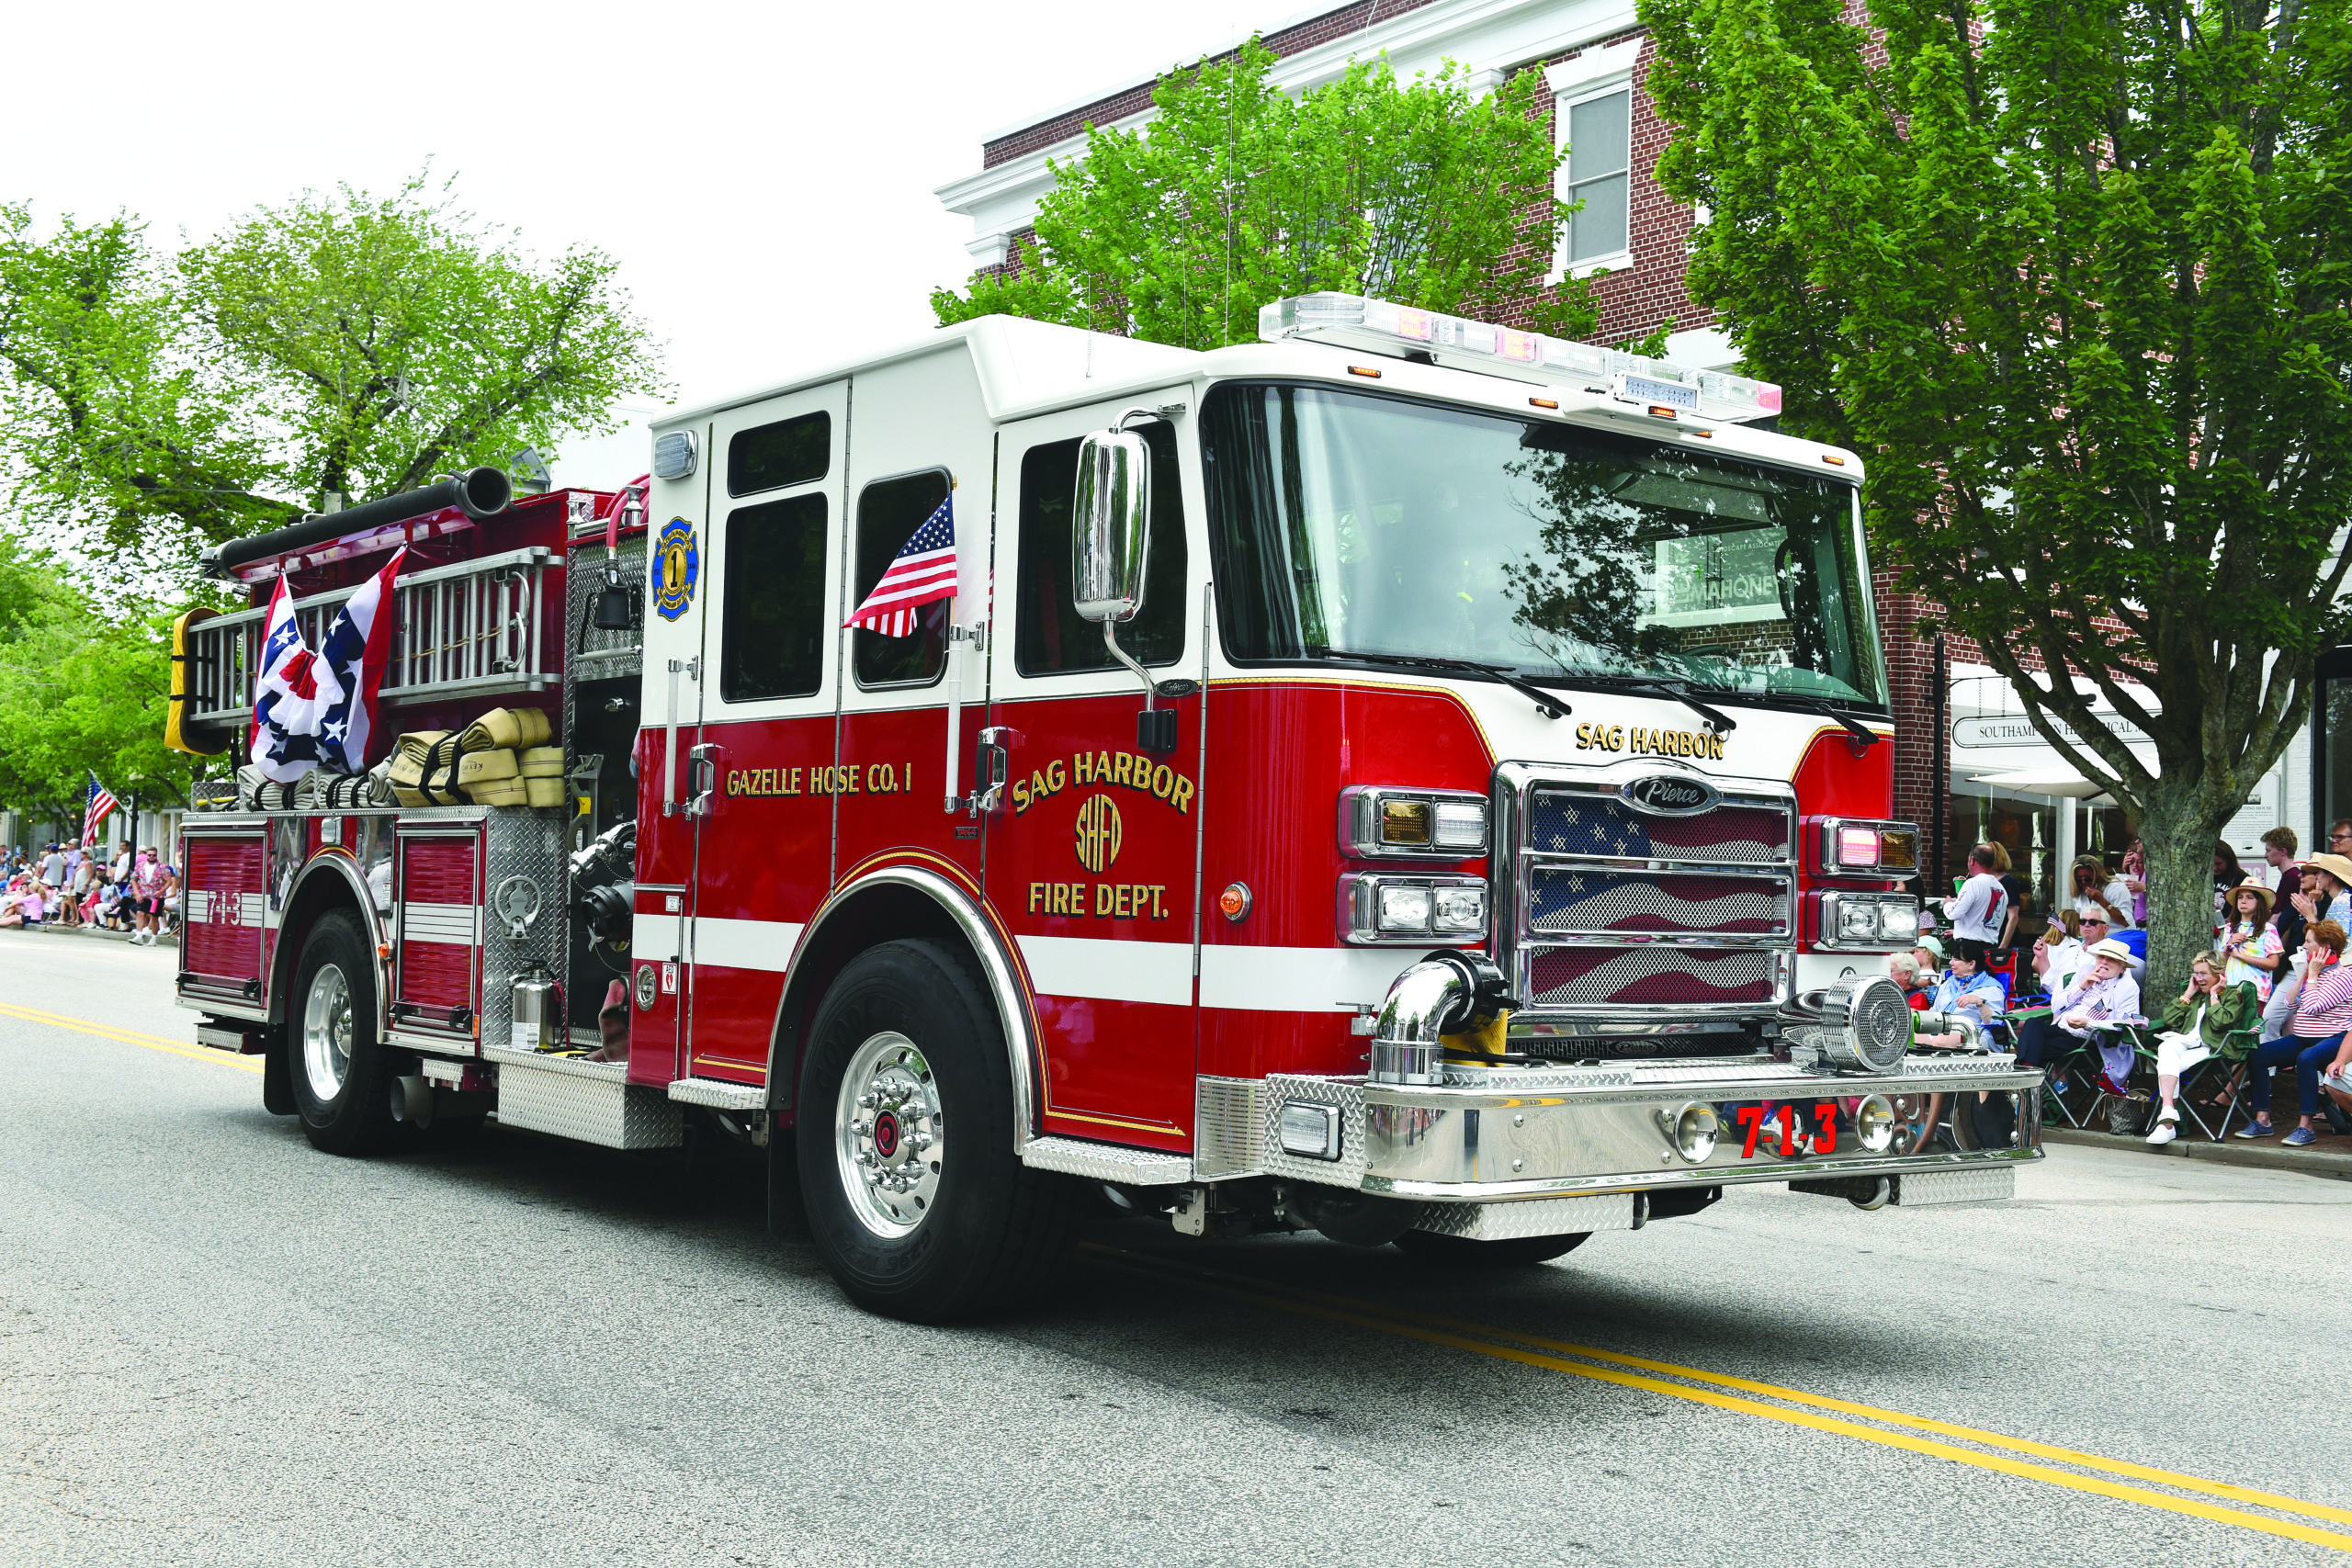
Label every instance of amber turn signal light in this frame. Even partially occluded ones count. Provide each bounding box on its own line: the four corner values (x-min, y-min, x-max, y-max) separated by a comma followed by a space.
1218, 882, 1253, 921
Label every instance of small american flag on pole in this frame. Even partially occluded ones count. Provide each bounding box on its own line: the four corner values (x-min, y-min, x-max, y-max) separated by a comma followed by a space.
844, 495, 956, 638
81, 773, 119, 848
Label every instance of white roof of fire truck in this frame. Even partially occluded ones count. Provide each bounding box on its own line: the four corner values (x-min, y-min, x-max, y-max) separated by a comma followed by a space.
654, 294, 1864, 479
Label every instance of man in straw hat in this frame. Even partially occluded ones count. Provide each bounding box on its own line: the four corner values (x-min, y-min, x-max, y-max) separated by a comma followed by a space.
2014, 937, 2145, 1094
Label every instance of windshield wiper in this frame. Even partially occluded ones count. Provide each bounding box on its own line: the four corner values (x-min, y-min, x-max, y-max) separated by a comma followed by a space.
1548, 674, 1737, 735
1329, 651, 1571, 722
1771, 695, 1881, 747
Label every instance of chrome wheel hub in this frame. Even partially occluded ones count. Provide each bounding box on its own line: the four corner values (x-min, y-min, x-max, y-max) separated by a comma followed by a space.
834, 1032, 943, 1237
301, 963, 356, 1103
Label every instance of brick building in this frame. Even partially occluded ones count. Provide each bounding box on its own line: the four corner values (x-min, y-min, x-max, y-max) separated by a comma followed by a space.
936, 0, 2314, 911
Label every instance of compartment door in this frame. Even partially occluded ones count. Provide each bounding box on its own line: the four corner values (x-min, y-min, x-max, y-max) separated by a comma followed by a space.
393, 827, 483, 1047
181, 829, 268, 1009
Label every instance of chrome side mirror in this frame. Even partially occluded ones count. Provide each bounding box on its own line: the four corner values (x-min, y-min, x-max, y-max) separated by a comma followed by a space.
1072, 429, 1150, 624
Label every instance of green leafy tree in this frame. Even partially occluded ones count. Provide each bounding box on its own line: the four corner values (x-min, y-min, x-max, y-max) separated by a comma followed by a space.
0, 539, 197, 829
1641, 0, 2352, 989
934, 41, 1600, 348
1, 176, 666, 583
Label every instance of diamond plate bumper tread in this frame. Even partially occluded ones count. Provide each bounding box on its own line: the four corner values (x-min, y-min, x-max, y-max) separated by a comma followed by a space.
667, 1077, 768, 1111
1413, 1193, 1640, 1240
1893, 1167, 2016, 1206
487, 1046, 682, 1149
1019, 1135, 1193, 1185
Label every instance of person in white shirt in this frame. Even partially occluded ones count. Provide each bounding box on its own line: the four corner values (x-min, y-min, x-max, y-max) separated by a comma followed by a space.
2068, 855, 2134, 930
1950, 842, 2011, 945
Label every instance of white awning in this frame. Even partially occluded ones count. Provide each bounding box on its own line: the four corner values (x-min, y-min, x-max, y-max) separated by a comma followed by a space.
1966, 768, 2118, 802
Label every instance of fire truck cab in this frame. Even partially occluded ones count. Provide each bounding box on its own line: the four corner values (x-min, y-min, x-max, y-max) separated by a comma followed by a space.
175, 294, 2040, 1321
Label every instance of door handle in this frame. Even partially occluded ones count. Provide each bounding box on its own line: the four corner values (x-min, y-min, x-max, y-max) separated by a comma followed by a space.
686, 742, 723, 820
970, 727, 1014, 816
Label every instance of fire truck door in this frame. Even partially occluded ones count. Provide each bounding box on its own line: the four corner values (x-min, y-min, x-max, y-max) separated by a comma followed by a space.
679, 384, 849, 1086
830, 348, 996, 933
983, 403, 1202, 1152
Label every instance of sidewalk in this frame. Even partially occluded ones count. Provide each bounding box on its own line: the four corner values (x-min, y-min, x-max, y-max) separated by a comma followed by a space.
2043, 1125, 2352, 1180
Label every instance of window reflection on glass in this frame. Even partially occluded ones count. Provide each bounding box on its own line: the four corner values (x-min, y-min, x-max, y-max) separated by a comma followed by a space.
1566, 89, 1631, 263
1203, 382, 1886, 706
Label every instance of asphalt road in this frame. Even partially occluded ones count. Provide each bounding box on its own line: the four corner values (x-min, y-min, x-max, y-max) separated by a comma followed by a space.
3, 930, 2348, 1568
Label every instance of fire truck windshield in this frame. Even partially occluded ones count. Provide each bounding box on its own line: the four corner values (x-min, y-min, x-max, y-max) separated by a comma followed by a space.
1202, 381, 1888, 710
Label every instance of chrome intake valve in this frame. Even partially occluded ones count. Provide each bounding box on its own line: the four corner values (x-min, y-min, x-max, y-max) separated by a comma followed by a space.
1777, 975, 1912, 1074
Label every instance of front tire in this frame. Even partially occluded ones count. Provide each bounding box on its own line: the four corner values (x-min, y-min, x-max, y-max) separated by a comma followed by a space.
288, 908, 401, 1156
1393, 1229, 1589, 1268
797, 940, 1080, 1322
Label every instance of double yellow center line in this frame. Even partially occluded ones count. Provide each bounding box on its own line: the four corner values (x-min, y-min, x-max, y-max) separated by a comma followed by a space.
0, 1000, 263, 1074
1085, 1244, 2352, 1553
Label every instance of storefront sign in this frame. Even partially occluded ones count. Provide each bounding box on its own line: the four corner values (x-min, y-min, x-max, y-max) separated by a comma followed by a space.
1952, 714, 2149, 750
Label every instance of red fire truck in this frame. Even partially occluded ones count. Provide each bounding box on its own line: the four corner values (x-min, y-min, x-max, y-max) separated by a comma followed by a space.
172, 293, 2040, 1321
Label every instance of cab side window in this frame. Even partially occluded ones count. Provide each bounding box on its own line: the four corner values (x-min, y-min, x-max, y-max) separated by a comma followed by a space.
1015, 422, 1187, 676
720, 493, 827, 702
729, 412, 829, 496
852, 469, 953, 688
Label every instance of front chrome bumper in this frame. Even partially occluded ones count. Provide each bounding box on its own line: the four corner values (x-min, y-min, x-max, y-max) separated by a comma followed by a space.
1250, 1055, 2040, 1200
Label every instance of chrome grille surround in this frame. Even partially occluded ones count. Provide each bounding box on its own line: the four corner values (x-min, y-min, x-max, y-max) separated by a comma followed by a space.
1495, 759, 1798, 1032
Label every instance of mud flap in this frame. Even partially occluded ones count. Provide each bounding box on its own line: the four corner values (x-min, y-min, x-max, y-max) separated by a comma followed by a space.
767, 1123, 809, 1242
262, 1028, 294, 1116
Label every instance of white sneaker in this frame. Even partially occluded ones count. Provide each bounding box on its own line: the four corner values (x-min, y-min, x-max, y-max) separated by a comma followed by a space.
2146, 1115, 2178, 1145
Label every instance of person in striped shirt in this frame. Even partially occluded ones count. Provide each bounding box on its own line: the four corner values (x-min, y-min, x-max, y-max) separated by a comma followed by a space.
2233, 919, 2352, 1145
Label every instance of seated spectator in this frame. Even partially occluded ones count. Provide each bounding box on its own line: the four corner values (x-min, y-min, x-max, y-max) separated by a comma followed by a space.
2147, 952, 2262, 1145
1909, 935, 1946, 987
2233, 918, 2352, 1145
1951, 844, 2012, 948
2290, 852, 2352, 932
1889, 953, 1934, 1010
2031, 911, 2084, 989
2221, 880, 2283, 1002
159, 863, 180, 933
2014, 938, 2145, 1090
2069, 855, 2135, 930
1913, 939, 2007, 1048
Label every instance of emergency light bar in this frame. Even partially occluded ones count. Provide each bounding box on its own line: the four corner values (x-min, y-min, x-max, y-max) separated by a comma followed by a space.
1256, 292, 1784, 424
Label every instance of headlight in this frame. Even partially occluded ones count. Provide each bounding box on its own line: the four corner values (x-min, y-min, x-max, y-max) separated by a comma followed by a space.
1340, 873, 1488, 945
1809, 891, 1923, 950
1340, 786, 1489, 859
1812, 818, 1921, 876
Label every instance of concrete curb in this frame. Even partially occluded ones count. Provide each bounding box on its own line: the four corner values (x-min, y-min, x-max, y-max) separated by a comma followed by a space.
0, 924, 178, 949
2042, 1126, 2352, 1181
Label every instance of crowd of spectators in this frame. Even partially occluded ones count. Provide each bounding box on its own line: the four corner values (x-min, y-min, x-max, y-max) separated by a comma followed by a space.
0, 841, 177, 944
1892, 823, 2352, 1152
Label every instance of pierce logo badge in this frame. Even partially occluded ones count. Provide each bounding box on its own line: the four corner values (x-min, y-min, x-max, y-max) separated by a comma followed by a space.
651, 518, 699, 621
1620, 773, 1721, 816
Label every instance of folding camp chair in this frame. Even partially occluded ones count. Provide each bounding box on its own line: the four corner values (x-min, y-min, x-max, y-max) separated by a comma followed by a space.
2168, 982, 2263, 1143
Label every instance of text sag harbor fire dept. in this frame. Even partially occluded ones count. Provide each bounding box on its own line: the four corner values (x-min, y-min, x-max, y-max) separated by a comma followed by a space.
165, 291, 2039, 1323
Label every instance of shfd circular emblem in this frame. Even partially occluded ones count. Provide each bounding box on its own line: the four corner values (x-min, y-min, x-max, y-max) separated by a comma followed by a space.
1073, 793, 1124, 873
651, 517, 699, 621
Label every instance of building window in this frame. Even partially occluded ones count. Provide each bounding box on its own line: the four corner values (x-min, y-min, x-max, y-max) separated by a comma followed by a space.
1565, 88, 1631, 265
1544, 41, 1641, 280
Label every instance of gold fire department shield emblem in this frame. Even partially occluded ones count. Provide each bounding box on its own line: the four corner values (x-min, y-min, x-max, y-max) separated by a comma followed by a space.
1073, 794, 1123, 873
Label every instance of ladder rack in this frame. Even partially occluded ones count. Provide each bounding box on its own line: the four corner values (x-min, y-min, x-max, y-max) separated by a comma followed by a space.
178, 547, 560, 736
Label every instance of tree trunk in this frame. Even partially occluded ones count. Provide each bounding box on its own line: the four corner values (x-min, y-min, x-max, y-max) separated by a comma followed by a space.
2135, 782, 2222, 1002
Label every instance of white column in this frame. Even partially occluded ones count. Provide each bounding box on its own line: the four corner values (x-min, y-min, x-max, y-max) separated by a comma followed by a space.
2053, 794, 2077, 885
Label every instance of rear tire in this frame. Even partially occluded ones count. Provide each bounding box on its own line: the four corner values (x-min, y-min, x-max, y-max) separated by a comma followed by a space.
288, 908, 401, 1156
1393, 1229, 1588, 1268
797, 940, 1080, 1322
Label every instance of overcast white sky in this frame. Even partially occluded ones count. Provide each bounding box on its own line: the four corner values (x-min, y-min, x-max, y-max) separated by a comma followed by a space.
0, 0, 1272, 486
